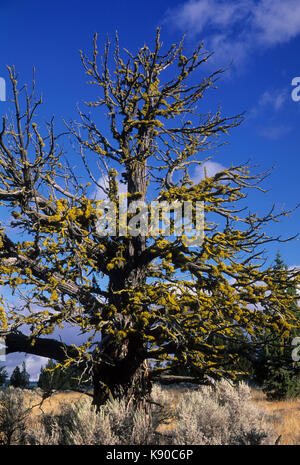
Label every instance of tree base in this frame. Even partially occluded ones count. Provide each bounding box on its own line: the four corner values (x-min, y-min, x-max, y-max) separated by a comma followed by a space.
92, 359, 152, 411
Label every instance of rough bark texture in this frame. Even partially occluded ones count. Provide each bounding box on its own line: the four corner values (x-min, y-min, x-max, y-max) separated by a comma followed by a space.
91, 160, 152, 409
92, 339, 151, 410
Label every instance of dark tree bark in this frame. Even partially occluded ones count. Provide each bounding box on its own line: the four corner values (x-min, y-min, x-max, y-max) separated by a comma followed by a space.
5, 332, 79, 361
92, 354, 151, 410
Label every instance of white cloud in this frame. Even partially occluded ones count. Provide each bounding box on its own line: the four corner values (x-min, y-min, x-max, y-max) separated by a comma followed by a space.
192, 160, 226, 182
93, 175, 108, 201
3, 353, 49, 382
253, 0, 300, 46
166, 0, 249, 33
1, 323, 91, 382
24, 355, 49, 382
165, 0, 300, 66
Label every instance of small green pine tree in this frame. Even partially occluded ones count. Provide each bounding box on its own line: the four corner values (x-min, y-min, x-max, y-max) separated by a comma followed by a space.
38, 359, 89, 391
258, 252, 300, 400
10, 362, 30, 389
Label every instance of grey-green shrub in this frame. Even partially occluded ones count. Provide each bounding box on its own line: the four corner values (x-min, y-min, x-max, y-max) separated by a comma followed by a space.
25, 415, 61, 445
58, 397, 162, 445
27, 397, 162, 445
0, 387, 35, 445
172, 379, 275, 445
2, 381, 277, 445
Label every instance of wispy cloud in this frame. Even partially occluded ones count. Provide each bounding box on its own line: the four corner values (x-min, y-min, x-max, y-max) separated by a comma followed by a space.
258, 89, 288, 112
249, 87, 289, 120
165, 0, 300, 66
93, 175, 109, 201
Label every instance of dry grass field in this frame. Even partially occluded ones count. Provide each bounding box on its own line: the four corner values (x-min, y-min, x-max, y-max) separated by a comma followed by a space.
27, 390, 91, 416
250, 388, 300, 445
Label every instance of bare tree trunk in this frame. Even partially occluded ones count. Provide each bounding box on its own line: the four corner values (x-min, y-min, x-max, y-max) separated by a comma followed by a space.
92, 343, 151, 410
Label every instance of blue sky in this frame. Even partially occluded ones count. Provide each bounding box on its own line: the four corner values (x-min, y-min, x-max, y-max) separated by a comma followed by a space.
1, 0, 300, 380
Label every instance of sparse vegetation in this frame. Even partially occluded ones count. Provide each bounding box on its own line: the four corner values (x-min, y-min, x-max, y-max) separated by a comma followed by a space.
0, 381, 283, 445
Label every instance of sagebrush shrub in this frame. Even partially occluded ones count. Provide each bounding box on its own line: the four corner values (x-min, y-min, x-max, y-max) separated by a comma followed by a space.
0, 387, 35, 445
31, 397, 162, 445
2, 381, 277, 445
172, 379, 275, 445
25, 415, 61, 445
151, 384, 175, 407
61, 399, 117, 445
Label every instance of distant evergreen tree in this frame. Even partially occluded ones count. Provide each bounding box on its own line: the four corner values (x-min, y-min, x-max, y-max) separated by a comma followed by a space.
38, 359, 89, 391
159, 328, 255, 382
256, 252, 300, 399
0, 365, 7, 387
38, 359, 57, 391
10, 362, 30, 388
9, 366, 21, 387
